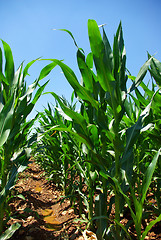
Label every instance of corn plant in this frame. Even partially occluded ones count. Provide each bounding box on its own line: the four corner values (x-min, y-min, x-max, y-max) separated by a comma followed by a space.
0, 40, 57, 238
135, 56, 161, 218
33, 98, 96, 216
39, 19, 161, 239
33, 99, 78, 193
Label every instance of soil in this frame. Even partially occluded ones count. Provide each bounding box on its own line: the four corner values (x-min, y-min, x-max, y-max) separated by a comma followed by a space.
8, 159, 88, 240
6, 159, 161, 240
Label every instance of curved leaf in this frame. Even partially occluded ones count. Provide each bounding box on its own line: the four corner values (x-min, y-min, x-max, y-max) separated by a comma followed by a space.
0, 95, 15, 147
51, 59, 99, 109
0, 223, 21, 240
141, 149, 160, 205
128, 57, 152, 93
88, 19, 115, 93
77, 50, 94, 92
38, 62, 57, 80
1, 40, 14, 85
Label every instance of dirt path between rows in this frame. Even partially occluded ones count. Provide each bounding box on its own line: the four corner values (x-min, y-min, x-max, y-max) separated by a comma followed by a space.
8, 159, 88, 240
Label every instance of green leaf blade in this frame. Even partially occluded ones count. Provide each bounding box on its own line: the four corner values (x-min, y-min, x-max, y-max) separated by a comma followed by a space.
0, 95, 15, 147
88, 19, 115, 93
141, 149, 161, 205
1, 40, 14, 86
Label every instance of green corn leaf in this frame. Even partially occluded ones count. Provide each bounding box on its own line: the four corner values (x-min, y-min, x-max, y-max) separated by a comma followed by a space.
0, 91, 4, 113
101, 170, 140, 231
125, 174, 141, 219
47, 102, 52, 114
116, 21, 127, 93
12, 63, 24, 89
42, 125, 93, 150
141, 149, 160, 205
71, 90, 75, 104
140, 81, 154, 98
16, 80, 48, 123
75, 160, 89, 184
0, 223, 21, 240
13, 149, 31, 172
88, 124, 99, 146
129, 93, 141, 111
16, 85, 37, 116
88, 19, 115, 93
17, 80, 38, 105
51, 59, 99, 109
149, 69, 161, 86
1, 40, 14, 85
0, 72, 8, 85
124, 97, 133, 120
0, 149, 30, 204
48, 92, 89, 136
113, 34, 120, 82
114, 219, 132, 240
0, 94, 15, 147
32, 80, 49, 104
119, 55, 127, 94
99, 170, 136, 219
16, 194, 26, 201
0, 40, 49, 236
55, 107, 72, 121
128, 57, 152, 93
86, 52, 93, 69
135, 88, 148, 107
115, 21, 124, 54
95, 193, 108, 239
0, 47, 2, 72
149, 55, 161, 75
18, 78, 38, 102
38, 62, 57, 80
141, 214, 161, 240
55, 28, 79, 49
121, 116, 143, 178
21, 119, 37, 136
0, 49, 8, 86
23, 58, 40, 79
102, 27, 113, 72
149, 57, 161, 87
77, 50, 94, 92
121, 101, 152, 178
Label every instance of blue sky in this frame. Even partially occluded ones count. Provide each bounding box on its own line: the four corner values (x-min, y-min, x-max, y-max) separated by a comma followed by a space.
0, 0, 161, 118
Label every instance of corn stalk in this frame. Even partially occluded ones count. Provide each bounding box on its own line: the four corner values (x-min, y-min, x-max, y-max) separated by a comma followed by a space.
34, 19, 161, 239
0, 40, 56, 238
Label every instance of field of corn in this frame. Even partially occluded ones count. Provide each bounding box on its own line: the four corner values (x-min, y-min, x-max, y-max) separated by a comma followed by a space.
0, 19, 161, 240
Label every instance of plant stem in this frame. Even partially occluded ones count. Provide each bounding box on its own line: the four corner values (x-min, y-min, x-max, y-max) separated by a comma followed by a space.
0, 202, 5, 235
79, 174, 83, 216
88, 165, 94, 231
114, 130, 121, 239
0, 151, 10, 234
0, 170, 7, 235
115, 187, 121, 239
88, 185, 94, 231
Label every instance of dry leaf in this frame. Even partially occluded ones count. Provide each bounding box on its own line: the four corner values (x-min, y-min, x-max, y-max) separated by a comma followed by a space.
44, 215, 62, 230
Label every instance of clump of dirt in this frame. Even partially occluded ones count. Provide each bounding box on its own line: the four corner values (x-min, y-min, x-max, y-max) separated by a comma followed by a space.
8, 160, 86, 240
